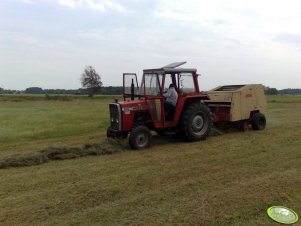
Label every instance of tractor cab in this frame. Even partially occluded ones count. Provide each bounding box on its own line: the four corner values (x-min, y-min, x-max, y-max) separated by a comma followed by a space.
123, 62, 205, 125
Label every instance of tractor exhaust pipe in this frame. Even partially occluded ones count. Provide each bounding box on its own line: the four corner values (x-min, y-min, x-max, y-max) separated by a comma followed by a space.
131, 79, 135, 100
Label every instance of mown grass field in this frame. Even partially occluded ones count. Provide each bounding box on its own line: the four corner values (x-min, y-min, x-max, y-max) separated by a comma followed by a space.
0, 95, 116, 157
0, 94, 300, 225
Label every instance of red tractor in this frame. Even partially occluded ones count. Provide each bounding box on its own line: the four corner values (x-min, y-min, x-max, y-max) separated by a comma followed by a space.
107, 62, 213, 149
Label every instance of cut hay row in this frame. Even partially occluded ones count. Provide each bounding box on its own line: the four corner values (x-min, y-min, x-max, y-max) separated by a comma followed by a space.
0, 127, 232, 169
0, 142, 121, 169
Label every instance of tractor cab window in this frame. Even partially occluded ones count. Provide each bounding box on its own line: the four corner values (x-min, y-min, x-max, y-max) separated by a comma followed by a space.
124, 74, 139, 95
179, 73, 196, 93
164, 74, 174, 91
142, 73, 162, 96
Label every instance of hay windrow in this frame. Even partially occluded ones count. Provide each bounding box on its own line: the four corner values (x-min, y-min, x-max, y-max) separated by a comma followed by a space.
0, 142, 120, 169
0, 126, 237, 169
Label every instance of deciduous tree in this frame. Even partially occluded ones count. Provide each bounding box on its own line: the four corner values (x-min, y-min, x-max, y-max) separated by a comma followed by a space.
81, 66, 102, 97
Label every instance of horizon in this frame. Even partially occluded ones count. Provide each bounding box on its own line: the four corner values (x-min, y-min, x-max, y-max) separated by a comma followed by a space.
1, 85, 300, 92
1, 0, 301, 90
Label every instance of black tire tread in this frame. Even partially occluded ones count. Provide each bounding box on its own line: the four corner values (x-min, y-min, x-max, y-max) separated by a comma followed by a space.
251, 112, 266, 130
129, 126, 152, 149
181, 102, 212, 141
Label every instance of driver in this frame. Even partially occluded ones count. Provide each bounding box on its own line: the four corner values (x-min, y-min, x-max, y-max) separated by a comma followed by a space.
163, 84, 178, 119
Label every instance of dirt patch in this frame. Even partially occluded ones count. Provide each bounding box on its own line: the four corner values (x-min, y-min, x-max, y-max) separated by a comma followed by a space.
0, 142, 121, 169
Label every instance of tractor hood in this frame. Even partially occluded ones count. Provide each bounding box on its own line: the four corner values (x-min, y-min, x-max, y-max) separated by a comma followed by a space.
118, 99, 149, 112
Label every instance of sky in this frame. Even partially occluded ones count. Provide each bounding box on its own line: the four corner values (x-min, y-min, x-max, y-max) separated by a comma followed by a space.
0, 0, 301, 90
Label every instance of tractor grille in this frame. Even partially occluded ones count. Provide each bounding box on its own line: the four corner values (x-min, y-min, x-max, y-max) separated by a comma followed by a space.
109, 103, 121, 130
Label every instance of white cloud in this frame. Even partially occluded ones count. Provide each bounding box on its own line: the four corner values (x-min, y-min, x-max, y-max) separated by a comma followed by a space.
149, 0, 301, 89
8, 0, 301, 89
20, 0, 127, 13
57, 0, 127, 13
154, 10, 195, 22
57, 0, 78, 9
21, 0, 36, 3
154, 0, 301, 42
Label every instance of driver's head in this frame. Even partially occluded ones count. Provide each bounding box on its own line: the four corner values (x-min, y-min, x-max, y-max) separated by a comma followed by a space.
169, 84, 174, 88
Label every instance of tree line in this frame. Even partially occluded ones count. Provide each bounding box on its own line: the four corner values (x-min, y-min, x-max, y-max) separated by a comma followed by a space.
0, 86, 123, 95
0, 66, 122, 96
0, 66, 300, 96
1, 86, 301, 95
264, 87, 301, 95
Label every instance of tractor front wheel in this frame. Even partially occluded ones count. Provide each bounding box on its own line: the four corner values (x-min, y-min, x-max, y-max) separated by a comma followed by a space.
129, 126, 152, 150
251, 112, 266, 130
181, 103, 212, 141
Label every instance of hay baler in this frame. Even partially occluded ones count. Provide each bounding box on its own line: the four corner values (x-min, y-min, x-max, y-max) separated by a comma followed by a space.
206, 84, 267, 131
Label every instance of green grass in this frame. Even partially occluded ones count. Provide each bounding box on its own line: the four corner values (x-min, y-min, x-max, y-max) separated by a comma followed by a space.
0, 95, 120, 156
0, 95, 300, 225
266, 94, 301, 103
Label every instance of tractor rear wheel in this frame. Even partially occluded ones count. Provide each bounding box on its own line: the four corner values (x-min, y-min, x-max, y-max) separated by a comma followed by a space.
181, 102, 212, 141
129, 126, 152, 150
251, 112, 266, 130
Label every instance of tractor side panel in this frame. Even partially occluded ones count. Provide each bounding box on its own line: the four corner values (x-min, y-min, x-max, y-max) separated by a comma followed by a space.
122, 110, 136, 132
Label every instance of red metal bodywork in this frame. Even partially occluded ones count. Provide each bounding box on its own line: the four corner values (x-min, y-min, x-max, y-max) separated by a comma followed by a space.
118, 92, 210, 132
119, 100, 149, 132
209, 104, 231, 122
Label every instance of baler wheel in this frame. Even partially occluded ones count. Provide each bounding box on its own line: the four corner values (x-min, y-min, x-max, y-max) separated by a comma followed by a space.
129, 126, 152, 149
251, 113, 266, 130
181, 103, 212, 141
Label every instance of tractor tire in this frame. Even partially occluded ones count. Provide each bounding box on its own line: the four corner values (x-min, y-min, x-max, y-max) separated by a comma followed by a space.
251, 112, 266, 130
129, 126, 152, 150
181, 102, 212, 141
